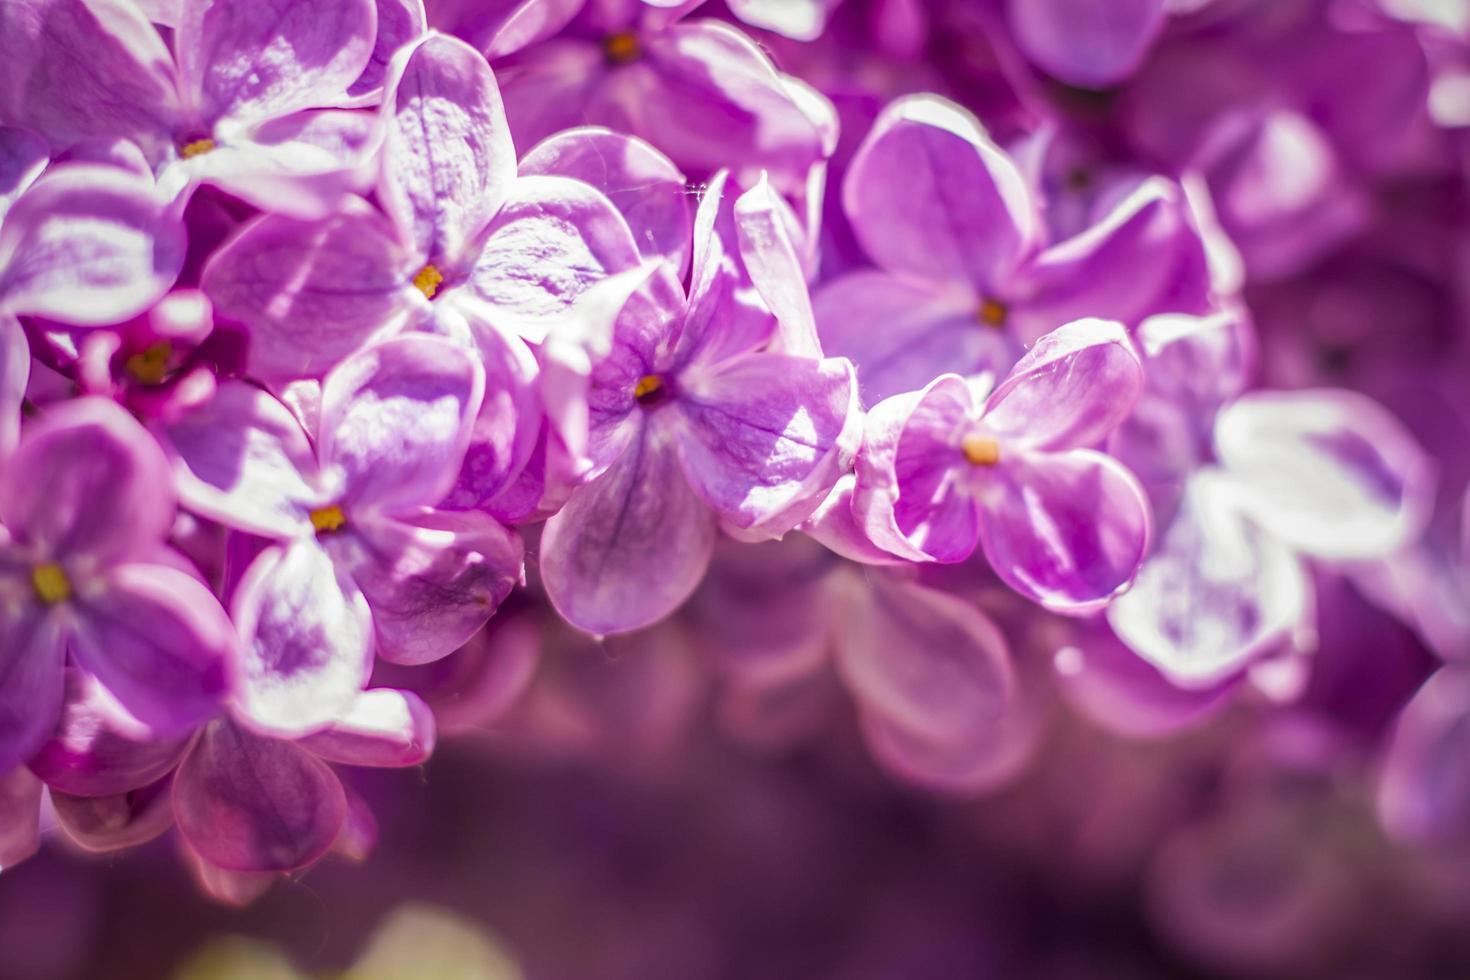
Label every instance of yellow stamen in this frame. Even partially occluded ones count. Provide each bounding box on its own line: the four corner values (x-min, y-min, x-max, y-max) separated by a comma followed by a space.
125, 340, 172, 385
180, 138, 216, 159
412, 264, 445, 300
961, 433, 1001, 466
31, 562, 72, 605
602, 30, 641, 65
309, 505, 347, 535
978, 298, 1008, 328
633, 374, 663, 403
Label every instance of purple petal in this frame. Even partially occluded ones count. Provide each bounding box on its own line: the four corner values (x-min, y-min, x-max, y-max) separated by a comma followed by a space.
174, 719, 347, 872
50, 776, 175, 853
673, 351, 859, 535
0, 165, 185, 325
202, 206, 418, 382
1107, 470, 1310, 687
540, 424, 718, 635
0, 612, 65, 774
982, 318, 1143, 452
813, 270, 1013, 407
230, 540, 374, 736
1007, 0, 1166, 89
320, 334, 484, 514
733, 174, 821, 357
520, 127, 693, 276
424, 0, 583, 59
836, 574, 1014, 745
469, 174, 643, 342
799, 475, 910, 567
858, 695, 1040, 795
176, 0, 376, 126
976, 449, 1152, 614
1379, 668, 1470, 847
349, 0, 429, 98
1213, 389, 1436, 561
160, 380, 321, 538
0, 398, 174, 565
28, 668, 191, 796
0, 315, 28, 460
298, 688, 436, 767
0, 127, 48, 221
71, 563, 233, 733
0, 768, 42, 869
380, 33, 516, 267
328, 510, 522, 665
843, 95, 1038, 295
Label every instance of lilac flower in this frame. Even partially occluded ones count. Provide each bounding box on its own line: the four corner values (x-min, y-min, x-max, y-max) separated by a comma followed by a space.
814, 95, 1211, 405
161, 334, 522, 735
0, 398, 234, 772
851, 318, 1152, 613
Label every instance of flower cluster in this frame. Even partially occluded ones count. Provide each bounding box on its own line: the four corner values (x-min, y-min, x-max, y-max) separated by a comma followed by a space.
0, 0, 1467, 943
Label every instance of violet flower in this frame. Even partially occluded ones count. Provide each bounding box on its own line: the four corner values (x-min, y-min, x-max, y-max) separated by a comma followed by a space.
161, 334, 522, 735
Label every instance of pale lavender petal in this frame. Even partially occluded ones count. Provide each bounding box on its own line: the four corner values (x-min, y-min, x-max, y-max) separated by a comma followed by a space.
177, 0, 376, 126
1213, 389, 1436, 561
674, 351, 859, 534
1007, 0, 1167, 89
976, 449, 1152, 614
174, 719, 347, 872
51, 777, 175, 853
726, 0, 840, 40
328, 510, 522, 665
202, 206, 418, 382
540, 425, 718, 635
843, 95, 1038, 294
469, 174, 643, 342
982, 318, 1144, 451
812, 270, 1013, 407
380, 33, 515, 267
799, 475, 910, 567
0, 127, 47, 221
0, 768, 42, 870
0, 315, 28, 460
1107, 470, 1310, 687
298, 688, 436, 767
424, 0, 582, 59
350, 0, 428, 98
0, 612, 65, 774
0, 398, 174, 565
520, 127, 693, 275
71, 563, 233, 733
230, 540, 374, 736
734, 174, 821, 357
0, 165, 185, 325
160, 381, 321, 539
1379, 668, 1470, 847
836, 574, 1014, 745
497, 41, 604, 153
320, 334, 484, 514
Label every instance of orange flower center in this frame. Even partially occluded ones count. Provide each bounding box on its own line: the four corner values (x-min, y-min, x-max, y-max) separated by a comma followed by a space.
310, 505, 347, 535
961, 433, 1001, 466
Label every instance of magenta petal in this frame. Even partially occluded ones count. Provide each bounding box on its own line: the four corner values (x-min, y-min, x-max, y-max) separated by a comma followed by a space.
160, 381, 321, 539
298, 688, 436, 767
424, 0, 583, 59
203, 206, 417, 382
982, 318, 1143, 452
1379, 669, 1470, 847
329, 510, 522, 665
540, 425, 718, 635
174, 720, 347, 872
320, 334, 484, 513
858, 698, 1039, 796
836, 574, 1014, 745
0, 612, 65, 774
71, 563, 233, 733
0, 767, 42, 870
1007, 0, 1166, 89
177, 0, 376, 126
0, 165, 185, 326
1106, 470, 1310, 687
843, 95, 1038, 294
1213, 389, 1436, 561
1, 398, 174, 565
51, 776, 175, 853
0, 315, 28, 460
380, 34, 516, 267
674, 351, 858, 534
520, 127, 693, 276
976, 450, 1152, 614
0, 126, 48, 221
28, 668, 191, 796
231, 541, 374, 736
469, 174, 643, 342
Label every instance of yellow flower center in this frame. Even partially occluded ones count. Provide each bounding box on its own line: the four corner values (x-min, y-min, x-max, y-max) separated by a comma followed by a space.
31, 562, 72, 605
125, 340, 172, 385
180, 138, 216, 159
977, 298, 1008, 328
310, 505, 347, 535
633, 374, 665, 404
961, 433, 1001, 466
602, 30, 642, 65
412, 264, 445, 300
